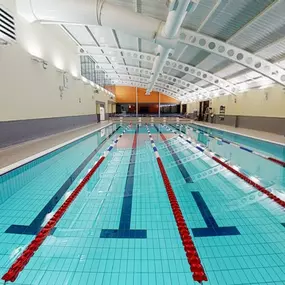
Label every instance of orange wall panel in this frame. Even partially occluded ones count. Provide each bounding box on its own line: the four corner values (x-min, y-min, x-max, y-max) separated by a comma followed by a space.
112, 86, 136, 103
106, 86, 179, 104
160, 93, 179, 103
137, 88, 158, 103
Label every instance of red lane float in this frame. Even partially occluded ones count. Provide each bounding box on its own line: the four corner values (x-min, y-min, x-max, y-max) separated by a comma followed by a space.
268, 157, 285, 167
2, 156, 106, 283
212, 156, 285, 208
2, 127, 130, 283
157, 157, 207, 283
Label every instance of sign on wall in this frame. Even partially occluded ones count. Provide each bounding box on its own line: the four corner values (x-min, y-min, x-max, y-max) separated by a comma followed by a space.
219, 105, 225, 121
63, 73, 69, 89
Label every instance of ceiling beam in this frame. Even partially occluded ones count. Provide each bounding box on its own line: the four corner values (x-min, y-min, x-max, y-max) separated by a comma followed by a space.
108, 74, 211, 102
99, 64, 210, 95
110, 80, 181, 100
79, 46, 237, 94
178, 29, 285, 86
108, 74, 186, 96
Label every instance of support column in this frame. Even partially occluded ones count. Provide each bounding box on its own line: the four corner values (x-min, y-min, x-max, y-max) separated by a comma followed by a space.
158, 92, 161, 118
136, 87, 138, 117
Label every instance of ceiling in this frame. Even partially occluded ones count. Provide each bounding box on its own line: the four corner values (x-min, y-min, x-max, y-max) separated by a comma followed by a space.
63, 0, 285, 102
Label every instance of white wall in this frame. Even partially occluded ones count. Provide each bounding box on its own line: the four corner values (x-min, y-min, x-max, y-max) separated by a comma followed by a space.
0, 0, 114, 121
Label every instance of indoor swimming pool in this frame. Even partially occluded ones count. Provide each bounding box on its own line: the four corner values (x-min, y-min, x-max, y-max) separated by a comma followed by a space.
0, 123, 284, 285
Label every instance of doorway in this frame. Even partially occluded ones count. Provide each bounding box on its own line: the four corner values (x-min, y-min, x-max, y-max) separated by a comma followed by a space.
100, 106, 105, 121
199, 100, 210, 121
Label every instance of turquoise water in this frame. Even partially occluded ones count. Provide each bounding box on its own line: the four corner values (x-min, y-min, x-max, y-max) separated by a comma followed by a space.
189, 124, 285, 161
183, 124, 285, 194
0, 123, 284, 285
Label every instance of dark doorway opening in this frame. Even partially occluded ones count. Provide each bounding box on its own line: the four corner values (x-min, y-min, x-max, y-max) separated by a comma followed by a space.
140, 106, 149, 114
198, 100, 210, 121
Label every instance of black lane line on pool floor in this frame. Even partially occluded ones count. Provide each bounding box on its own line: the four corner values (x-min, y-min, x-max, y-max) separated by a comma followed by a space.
154, 125, 193, 183
100, 125, 147, 239
6, 126, 121, 236
166, 124, 240, 238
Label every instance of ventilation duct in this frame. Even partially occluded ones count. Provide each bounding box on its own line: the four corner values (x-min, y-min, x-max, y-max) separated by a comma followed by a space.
16, 0, 161, 42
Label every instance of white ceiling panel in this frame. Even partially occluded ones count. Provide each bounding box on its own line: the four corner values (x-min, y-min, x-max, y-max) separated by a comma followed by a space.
214, 63, 246, 78
196, 80, 209, 87
115, 31, 138, 51
90, 55, 109, 64
64, 25, 94, 45
140, 39, 157, 55
181, 73, 199, 83
256, 37, 285, 61
196, 53, 228, 71
141, 61, 153, 70
87, 26, 117, 47
124, 58, 140, 67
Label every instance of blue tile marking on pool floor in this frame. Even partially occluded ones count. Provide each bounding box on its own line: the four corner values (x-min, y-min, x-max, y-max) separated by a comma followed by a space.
170, 124, 186, 134
166, 125, 240, 238
282, 223, 285, 227
5, 126, 121, 236
100, 125, 147, 239
191, 192, 240, 237
154, 125, 193, 183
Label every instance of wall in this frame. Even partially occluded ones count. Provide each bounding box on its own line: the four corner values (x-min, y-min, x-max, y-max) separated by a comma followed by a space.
0, 45, 112, 121
211, 85, 285, 118
185, 85, 285, 134
110, 86, 179, 104
1, 0, 80, 76
186, 102, 200, 115
0, 0, 114, 147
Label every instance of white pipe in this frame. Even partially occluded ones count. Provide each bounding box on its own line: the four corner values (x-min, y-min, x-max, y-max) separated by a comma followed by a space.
147, 47, 171, 94
146, 0, 198, 93
167, 0, 219, 75
16, 0, 161, 42
101, 3, 160, 41
162, 0, 192, 38
16, 0, 100, 25
17, 0, 199, 95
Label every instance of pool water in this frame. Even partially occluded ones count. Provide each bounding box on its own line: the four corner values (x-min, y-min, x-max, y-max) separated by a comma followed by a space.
188, 124, 285, 161
183, 124, 285, 194
0, 123, 284, 285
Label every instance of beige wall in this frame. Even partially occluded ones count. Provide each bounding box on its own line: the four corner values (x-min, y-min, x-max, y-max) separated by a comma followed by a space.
0, 0, 114, 122
186, 102, 199, 114
211, 85, 285, 118
186, 85, 285, 118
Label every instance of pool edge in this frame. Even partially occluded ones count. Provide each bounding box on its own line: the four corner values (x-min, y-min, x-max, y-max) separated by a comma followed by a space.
0, 122, 114, 176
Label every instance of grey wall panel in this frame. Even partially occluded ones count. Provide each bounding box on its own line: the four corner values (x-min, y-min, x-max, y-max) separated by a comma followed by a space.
0, 114, 97, 148
212, 115, 237, 127
208, 115, 285, 135
238, 116, 285, 135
